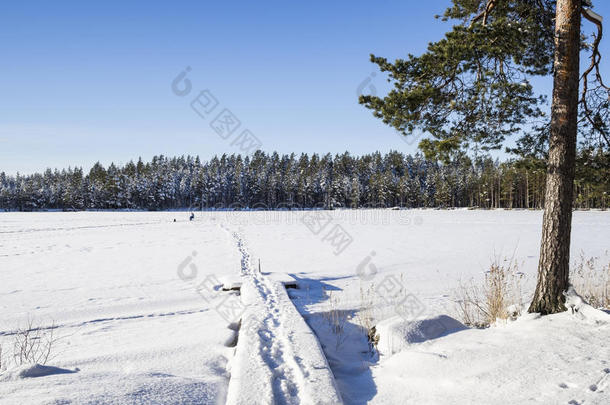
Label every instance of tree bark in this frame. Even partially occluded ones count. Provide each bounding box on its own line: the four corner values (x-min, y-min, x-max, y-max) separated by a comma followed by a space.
525, 171, 529, 208
529, 0, 580, 314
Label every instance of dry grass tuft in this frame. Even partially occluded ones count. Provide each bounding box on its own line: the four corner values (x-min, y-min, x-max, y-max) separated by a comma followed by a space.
323, 291, 350, 350
571, 251, 610, 309
454, 258, 525, 327
355, 283, 381, 353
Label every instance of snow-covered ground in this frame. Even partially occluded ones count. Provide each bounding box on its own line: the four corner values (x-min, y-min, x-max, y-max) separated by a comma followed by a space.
370, 309, 610, 405
1, 210, 609, 404
0, 212, 241, 404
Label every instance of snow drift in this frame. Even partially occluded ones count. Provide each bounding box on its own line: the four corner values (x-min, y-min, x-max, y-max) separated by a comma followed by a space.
376, 315, 468, 356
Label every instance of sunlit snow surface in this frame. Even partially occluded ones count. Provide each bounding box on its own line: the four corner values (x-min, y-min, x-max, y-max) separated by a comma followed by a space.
1, 210, 609, 404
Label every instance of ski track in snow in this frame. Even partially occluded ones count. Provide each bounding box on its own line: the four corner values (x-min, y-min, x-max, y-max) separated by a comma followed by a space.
0, 308, 209, 336
0, 220, 164, 235
222, 224, 341, 405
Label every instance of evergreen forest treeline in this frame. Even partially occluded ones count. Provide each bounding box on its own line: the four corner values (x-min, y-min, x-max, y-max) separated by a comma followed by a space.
1, 150, 608, 211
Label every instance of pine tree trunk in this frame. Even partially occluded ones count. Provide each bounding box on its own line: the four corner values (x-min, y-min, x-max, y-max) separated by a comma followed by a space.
525, 171, 529, 208
529, 0, 580, 314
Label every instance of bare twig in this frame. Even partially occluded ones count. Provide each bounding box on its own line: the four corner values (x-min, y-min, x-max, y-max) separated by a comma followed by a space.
12, 318, 59, 366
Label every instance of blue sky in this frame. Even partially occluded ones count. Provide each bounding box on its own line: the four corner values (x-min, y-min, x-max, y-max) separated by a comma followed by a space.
1, 0, 609, 174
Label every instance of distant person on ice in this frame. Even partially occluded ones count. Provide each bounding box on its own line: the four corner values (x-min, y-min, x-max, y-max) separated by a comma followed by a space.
189, 212, 195, 221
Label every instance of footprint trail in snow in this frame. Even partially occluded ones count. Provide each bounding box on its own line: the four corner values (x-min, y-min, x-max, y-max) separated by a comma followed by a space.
222, 226, 342, 405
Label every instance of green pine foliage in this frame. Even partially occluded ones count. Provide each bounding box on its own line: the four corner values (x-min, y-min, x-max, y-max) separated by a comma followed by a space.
359, 1, 608, 161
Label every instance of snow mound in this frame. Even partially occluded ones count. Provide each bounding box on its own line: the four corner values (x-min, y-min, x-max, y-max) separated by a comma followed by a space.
576, 304, 610, 323
376, 315, 468, 356
371, 308, 610, 404
0, 364, 79, 381
219, 272, 247, 290
562, 286, 610, 323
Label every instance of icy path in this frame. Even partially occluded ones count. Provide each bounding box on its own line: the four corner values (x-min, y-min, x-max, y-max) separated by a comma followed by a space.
224, 227, 343, 405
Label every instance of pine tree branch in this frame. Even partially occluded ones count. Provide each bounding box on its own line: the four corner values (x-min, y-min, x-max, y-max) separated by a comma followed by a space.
580, 7, 610, 147
470, 0, 498, 28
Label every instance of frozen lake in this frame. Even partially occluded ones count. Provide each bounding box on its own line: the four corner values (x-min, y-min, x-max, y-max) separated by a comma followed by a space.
1, 210, 609, 404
